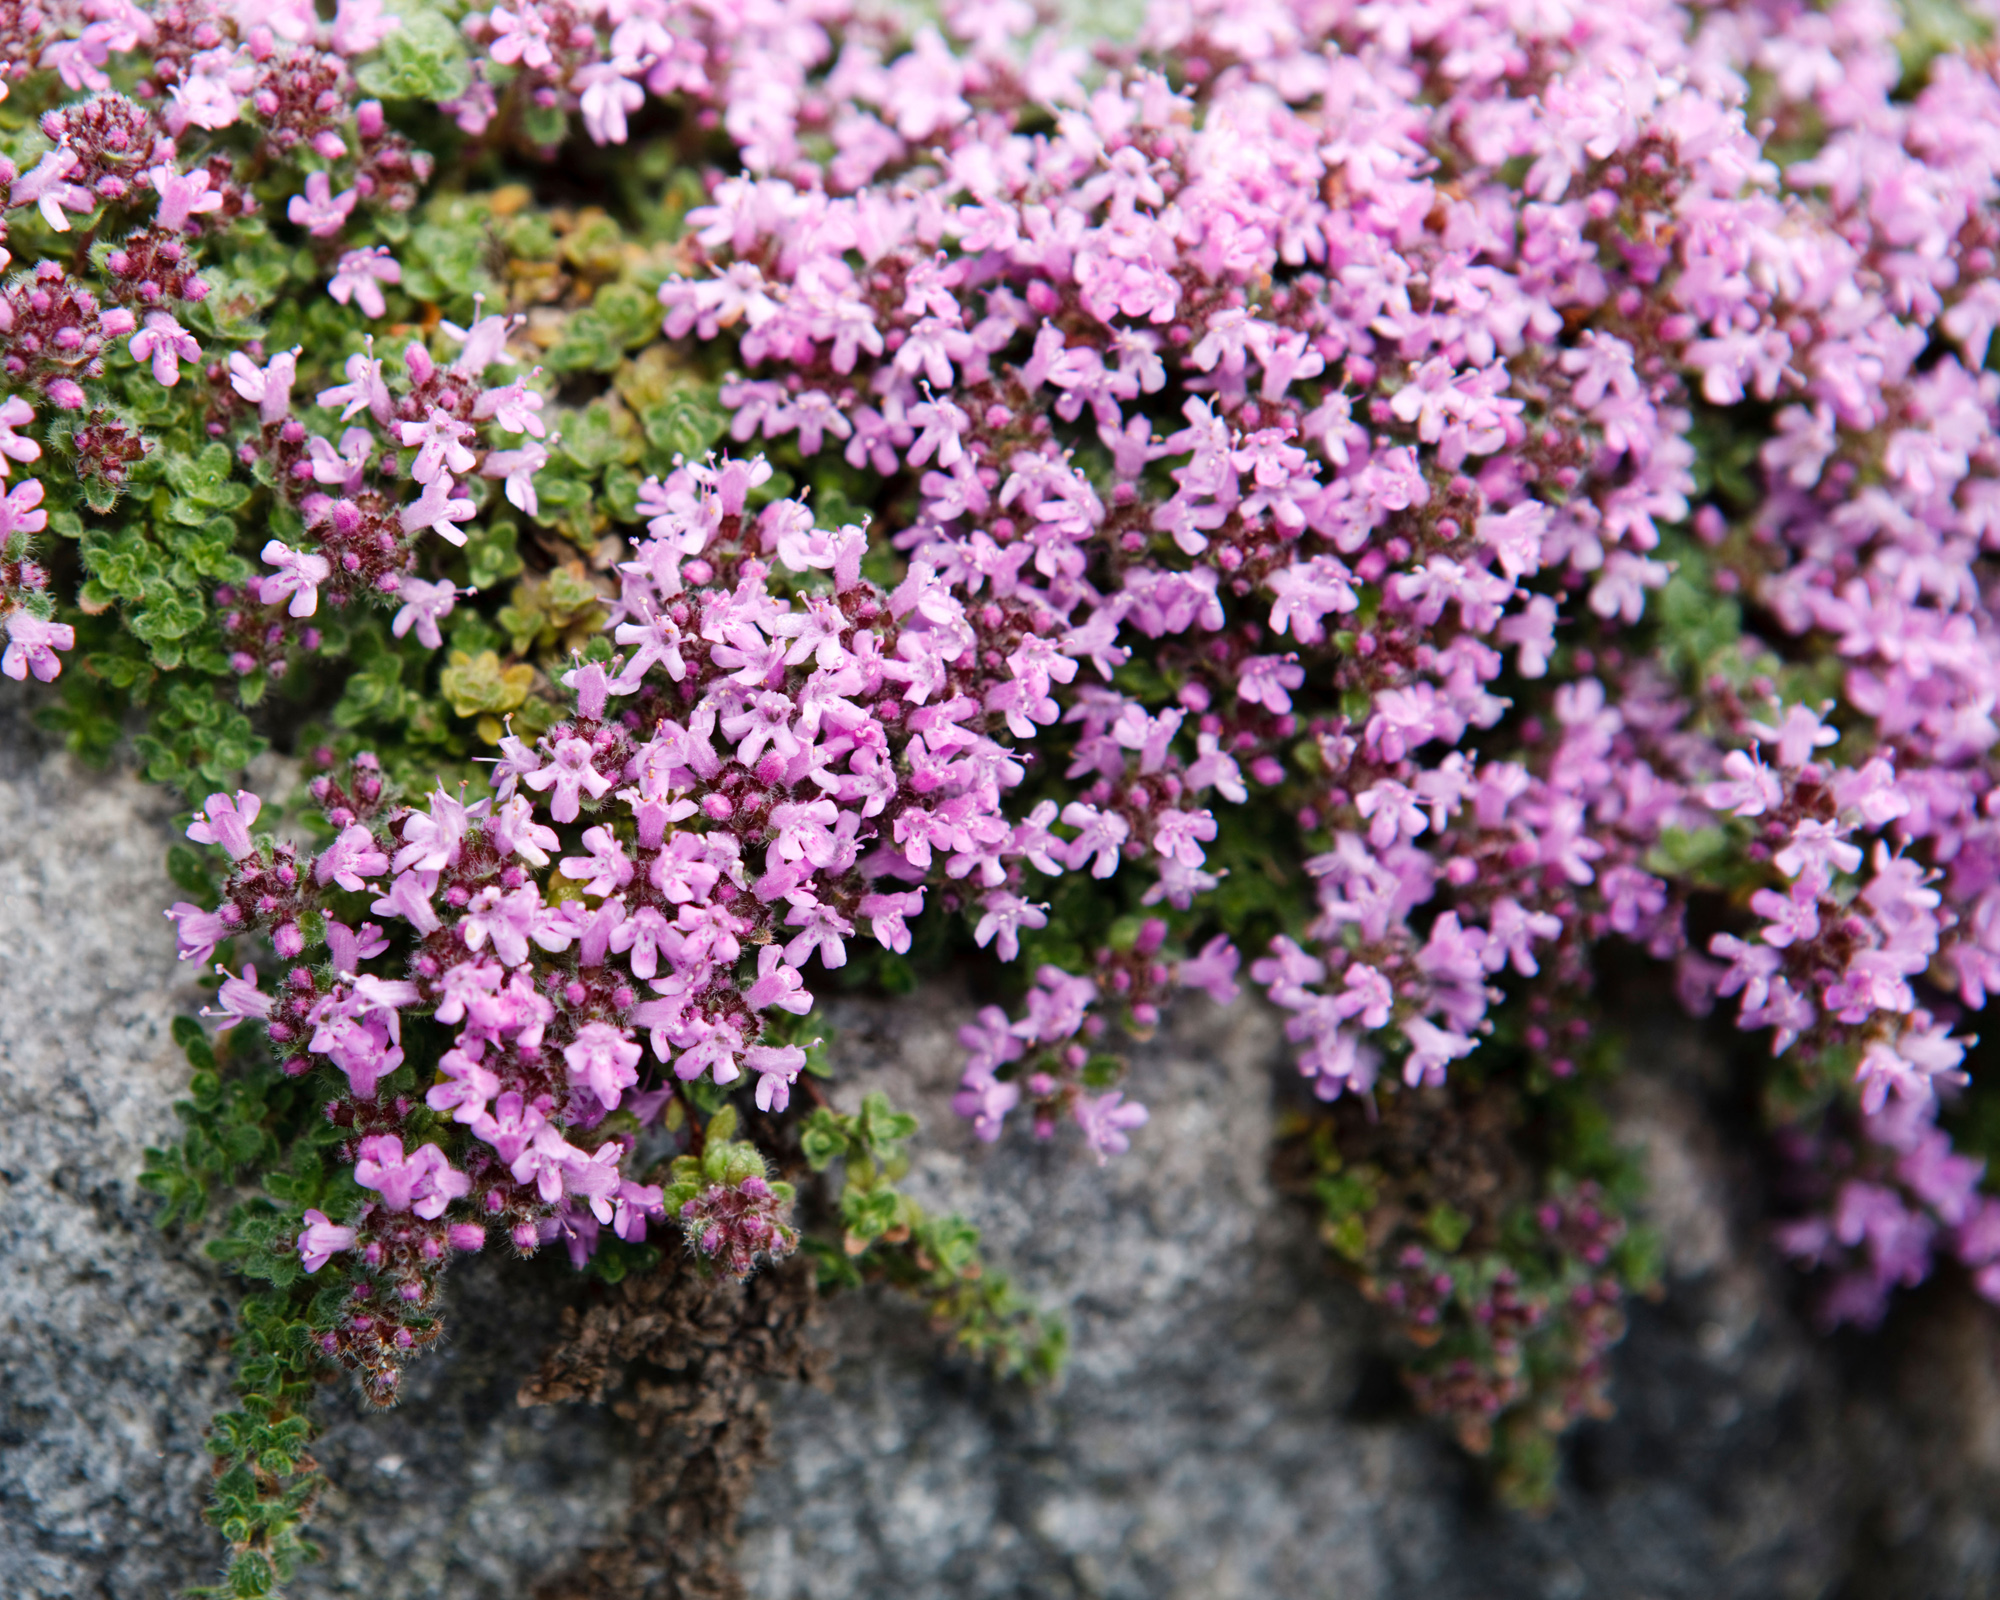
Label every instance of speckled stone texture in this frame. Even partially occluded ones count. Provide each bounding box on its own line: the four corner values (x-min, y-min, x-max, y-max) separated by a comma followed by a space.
0, 720, 630, 1600
6, 709, 2000, 1600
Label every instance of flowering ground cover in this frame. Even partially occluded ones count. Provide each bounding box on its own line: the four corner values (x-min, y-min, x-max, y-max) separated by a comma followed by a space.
3, 0, 2000, 1588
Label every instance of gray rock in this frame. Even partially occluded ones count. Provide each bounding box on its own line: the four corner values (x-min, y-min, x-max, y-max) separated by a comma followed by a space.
6, 707, 2000, 1600
0, 726, 627, 1600
0, 729, 237, 1600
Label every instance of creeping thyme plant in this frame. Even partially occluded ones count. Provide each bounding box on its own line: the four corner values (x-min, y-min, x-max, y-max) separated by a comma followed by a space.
2, 0, 2000, 1583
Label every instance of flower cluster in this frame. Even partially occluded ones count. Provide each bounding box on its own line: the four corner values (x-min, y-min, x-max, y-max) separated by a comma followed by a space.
8, 0, 2000, 1581
0, 0, 473, 699
173, 756, 681, 1399
632, 0, 2000, 1242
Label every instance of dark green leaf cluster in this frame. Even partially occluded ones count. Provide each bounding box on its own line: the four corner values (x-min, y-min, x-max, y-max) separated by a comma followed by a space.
143, 1018, 357, 1598
801, 1092, 1067, 1382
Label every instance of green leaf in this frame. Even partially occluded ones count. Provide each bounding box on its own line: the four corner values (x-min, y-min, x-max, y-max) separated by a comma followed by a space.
461, 521, 524, 591
800, 1108, 852, 1172
167, 842, 217, 897
173, 1014, 219, 1072
1424, 1203, 1472, 1253
641, 387, 727, 461
354, 7, 471, 100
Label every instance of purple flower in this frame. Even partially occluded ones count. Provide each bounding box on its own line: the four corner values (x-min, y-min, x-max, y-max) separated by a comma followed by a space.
228, 348, 299, 426
520, 737, 613, 824
563, 1023, 642, 1109
2, 612, 74, 683
297, 1210, 358, 1273
1073, 1091, 1148, 1164
128, 311, 200, 386
258, 539, 331, 618
187, 790, 263, 860
328, 246, 401, 318
148, 163, 225, 232
202, 964, 273, 1033
315, 823, 390, 892
354, 1136, 471, 1219
400, 475, 476, 545
287, 171, 357, 237
390, 576, 459, 650
166, 900, 242, 965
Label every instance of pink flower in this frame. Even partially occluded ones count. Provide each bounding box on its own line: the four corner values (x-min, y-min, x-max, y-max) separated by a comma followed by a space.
2, 611, 74, 682
186, 790, 262, 860
425, 1049, 500, 1124
487, 2, 555, 68
575, 62, 644, 145
354, 1136, 471, 1219
297, 1210, 358, 1272
1073, 1091, 1148, 1163
148, 164, 225, 232
462, 883, 544, 967
228, 347, 299, 426
1177, 935, 1241, 1005
483, 442, 547, 514
953, 1073, 1019, 1142
974, 891, 1047, 962
11, 148, 93, 231
328, 246, 401, 318
858, 888, 924, 954
563, 1022, 643, 1109
315, 823, 390, 891
1774, 819, 1862, 886
746, 1043, 807, 1113
332, 0, 396, 53
1702, 749, 1784, 819
390, 576, 459, 649
258, 539, 331, 618
560, 825, 635, 898
1060, 802, 1128, 878
287, 171, 357, 237
521, 736, 613, 823
474, 378, 547, 437
128, 311, 200, 386
201, 964, 273, 1032
1152, 808, 1218, 869
0, 397, 40, 474
1236, 653, 1306, 714
165, 901, 242, 966
400, 475, 476, 546
743, 945, 812, 1014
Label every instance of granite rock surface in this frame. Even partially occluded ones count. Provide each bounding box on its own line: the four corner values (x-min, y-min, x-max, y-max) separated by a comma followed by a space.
5, 716, 2000, 1600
